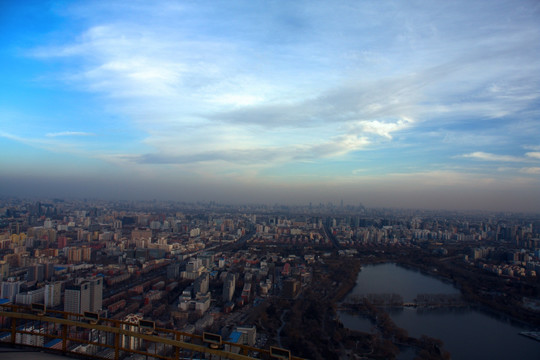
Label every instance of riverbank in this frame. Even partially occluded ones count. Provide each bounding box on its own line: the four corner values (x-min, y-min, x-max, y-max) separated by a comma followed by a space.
267, 257, 416, 359
339, 261, 540, 360
262, 251, 538, 359
358, 258, 540, 330
394, 255, 540, 327
338, 262, 453, 359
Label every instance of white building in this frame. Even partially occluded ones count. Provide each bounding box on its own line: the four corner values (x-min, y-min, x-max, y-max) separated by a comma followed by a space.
1, 280, 24, 302
181, 259, 205, 280
189, 228, 200, 237
16, 325, 44, 347
45, 282, 62, 307
235, 325, 257, 346
178, 291, 211, 315
64, 277, 102, 314
16, 287, 44, 305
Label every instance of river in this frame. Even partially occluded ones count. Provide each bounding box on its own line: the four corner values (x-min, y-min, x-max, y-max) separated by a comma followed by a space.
339, 263, 540, 359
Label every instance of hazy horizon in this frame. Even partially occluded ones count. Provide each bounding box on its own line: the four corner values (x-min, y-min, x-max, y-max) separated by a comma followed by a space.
2, 174, 540, 214
1, 1, 539, 212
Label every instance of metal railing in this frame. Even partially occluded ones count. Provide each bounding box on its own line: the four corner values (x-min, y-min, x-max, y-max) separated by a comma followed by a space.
0, 304, 301, 360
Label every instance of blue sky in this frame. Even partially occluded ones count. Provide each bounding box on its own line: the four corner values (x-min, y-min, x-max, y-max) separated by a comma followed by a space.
1, 0, 540, 211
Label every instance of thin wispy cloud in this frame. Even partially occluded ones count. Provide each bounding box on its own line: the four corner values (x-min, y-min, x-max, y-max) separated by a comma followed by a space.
46, 131, 95, 137
118, 134, 370, 166
526, 152, 540, 159
461, 152, 529, 162
520, 167, 540, 174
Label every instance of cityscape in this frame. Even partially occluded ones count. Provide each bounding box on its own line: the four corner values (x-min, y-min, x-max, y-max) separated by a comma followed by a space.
0, 198, 539, 359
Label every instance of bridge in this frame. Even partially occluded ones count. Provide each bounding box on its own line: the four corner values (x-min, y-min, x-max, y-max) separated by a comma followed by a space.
0, 304, 301, 360
340, 293, 467, 309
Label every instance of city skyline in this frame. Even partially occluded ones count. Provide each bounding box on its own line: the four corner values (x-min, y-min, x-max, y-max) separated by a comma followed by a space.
1, 1, 540, 211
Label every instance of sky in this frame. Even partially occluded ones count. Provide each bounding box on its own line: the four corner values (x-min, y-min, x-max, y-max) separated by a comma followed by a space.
1, 0, 540, 211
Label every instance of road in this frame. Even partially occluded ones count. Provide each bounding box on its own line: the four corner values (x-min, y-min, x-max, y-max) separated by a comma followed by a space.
277, 309, 289, 348
322, 223, 341, 249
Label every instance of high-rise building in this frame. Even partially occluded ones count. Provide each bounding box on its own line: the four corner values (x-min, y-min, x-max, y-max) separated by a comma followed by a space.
57, 236, 68, 249
222, 273, 236, 302
89, 277, 102, 312
187, 258, 202, 272
27, 264, 45, 282
81, 246, 92, 262
122, 313, 143, 350
194, 273, 209, 295
167, 263, 180, 279
44, 282, 62, 307
199, 253, 214, 268
182, 259, 205, 280
131, 229, 152, 248
64, 277, 102, 314
44, 263, 55, 281
67, 247, 82, 263
0, 261, 9, 280
1, 280, 24, 302
113, 220, 122, 229
16, 288, 45, 305
64, 283, 90, 314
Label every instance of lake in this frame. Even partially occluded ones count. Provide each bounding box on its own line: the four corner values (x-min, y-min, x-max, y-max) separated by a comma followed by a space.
339, 263, 540, 359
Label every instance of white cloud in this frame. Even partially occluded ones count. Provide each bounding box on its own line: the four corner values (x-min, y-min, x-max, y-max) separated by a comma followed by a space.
1, 131, 99, 158
525, 152, 540, 159
46, 131, 95, 137
520, 167, 540, 174
118, 134, 370, 167
0, 131, 21, 141
208, 94, 265, 107
461, 152, 524, 162
306, 134, 370, 158
354, 116, 414, 139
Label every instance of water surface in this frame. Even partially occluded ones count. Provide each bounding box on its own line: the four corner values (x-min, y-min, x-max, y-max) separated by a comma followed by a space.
341, 263, 540, 359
